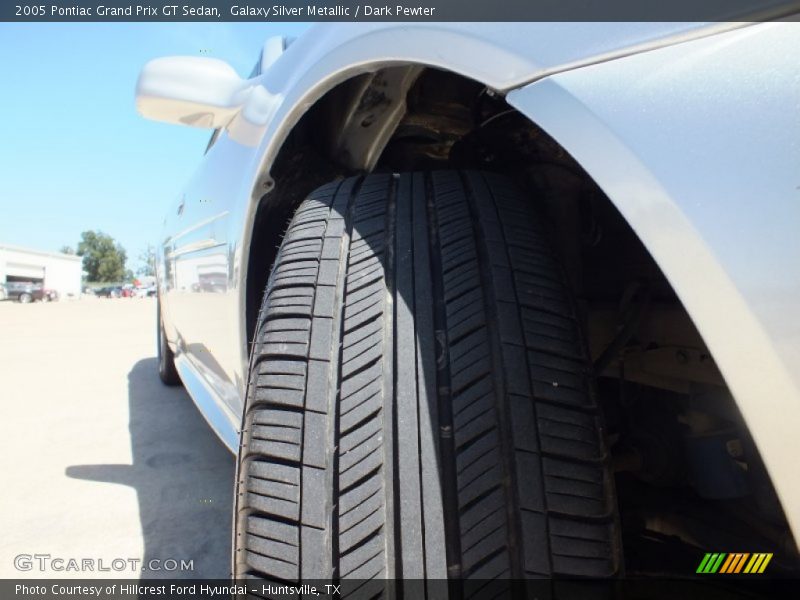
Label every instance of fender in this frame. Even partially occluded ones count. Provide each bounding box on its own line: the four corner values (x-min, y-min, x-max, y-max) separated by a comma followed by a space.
232, 21, 747, 390
169, 22, 772, 455
507, 22, 800, 536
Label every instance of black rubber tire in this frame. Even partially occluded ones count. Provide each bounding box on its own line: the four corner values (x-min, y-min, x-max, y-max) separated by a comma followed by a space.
157, 297, 181, 386
19, 293, 32, 304
234, 172, 620, 587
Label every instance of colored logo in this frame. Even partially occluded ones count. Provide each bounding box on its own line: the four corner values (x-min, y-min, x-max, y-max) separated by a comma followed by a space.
696, 552, 773, 574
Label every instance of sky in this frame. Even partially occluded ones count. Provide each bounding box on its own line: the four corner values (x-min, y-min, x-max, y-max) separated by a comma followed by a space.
0, 22, 310, 272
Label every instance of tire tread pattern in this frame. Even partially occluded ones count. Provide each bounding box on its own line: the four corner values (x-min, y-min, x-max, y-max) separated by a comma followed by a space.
235, 171, 620, 592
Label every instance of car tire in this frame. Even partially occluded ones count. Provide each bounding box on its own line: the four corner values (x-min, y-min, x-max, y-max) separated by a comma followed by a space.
157, 297, 181, 386
19, 293, 32, 304
234, 172, 621, 584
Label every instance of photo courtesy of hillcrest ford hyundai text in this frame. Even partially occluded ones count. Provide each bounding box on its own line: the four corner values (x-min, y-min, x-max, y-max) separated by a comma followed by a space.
1, 1, 799, 598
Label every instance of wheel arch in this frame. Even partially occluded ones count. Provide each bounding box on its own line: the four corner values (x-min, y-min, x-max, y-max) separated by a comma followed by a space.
240, 43, 530, 356
236, 21, 741, 359
506, 33, 800, 538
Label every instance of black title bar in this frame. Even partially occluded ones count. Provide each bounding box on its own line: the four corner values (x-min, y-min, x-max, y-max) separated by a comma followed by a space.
4, 0, 800, 22
4, 578, 800, 599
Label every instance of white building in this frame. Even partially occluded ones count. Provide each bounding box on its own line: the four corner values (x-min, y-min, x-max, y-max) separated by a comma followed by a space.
0, 244, 83, 299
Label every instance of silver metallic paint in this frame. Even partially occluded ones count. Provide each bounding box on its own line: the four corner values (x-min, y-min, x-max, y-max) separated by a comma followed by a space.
155, 21, 800, 537
509, 22, 800, 534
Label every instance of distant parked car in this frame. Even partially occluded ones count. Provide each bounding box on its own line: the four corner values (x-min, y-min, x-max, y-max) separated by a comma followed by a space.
133, 285, 157, 298
94, 286, 121, 298
4, 281, 46, 303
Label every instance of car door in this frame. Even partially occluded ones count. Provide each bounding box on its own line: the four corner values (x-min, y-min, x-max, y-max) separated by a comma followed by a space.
164, 118, 261, 419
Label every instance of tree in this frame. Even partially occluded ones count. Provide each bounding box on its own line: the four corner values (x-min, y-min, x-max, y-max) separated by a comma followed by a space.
137, 245, 156, 277
59, 245, 75, 255
76, 230, 128, 282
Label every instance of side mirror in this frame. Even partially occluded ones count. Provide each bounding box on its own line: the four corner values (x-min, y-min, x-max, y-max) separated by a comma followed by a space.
135, 56, 246, 129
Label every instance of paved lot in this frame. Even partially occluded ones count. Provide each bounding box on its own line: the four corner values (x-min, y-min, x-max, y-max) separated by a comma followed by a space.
0, 298, 234, 579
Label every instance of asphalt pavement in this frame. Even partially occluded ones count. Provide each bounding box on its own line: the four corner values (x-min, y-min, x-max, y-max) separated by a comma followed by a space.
0, 297, 234, 579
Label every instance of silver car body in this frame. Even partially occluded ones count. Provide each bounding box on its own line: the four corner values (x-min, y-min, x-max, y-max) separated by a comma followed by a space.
152, 21, 800, 536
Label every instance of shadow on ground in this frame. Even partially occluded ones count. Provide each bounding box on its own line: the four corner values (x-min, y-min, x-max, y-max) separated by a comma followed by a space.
66, 358, 234, 578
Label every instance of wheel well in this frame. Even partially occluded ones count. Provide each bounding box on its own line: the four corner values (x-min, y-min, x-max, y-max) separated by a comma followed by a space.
245, 64, 798, 571
247, 66, 676, 353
